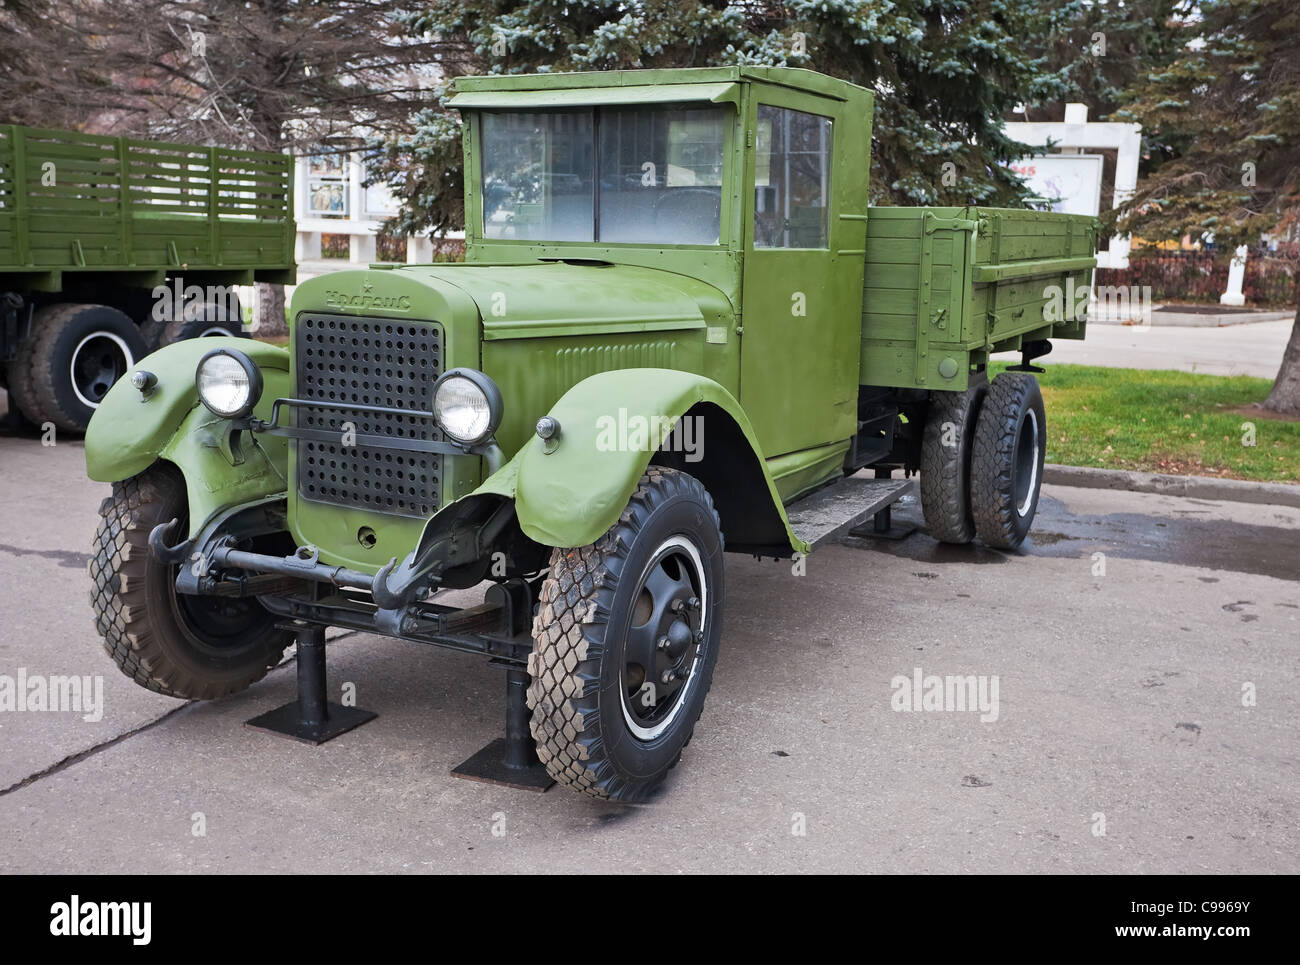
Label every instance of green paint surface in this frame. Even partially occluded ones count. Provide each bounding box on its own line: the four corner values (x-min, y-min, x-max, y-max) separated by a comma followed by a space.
85, 67, 1099, 570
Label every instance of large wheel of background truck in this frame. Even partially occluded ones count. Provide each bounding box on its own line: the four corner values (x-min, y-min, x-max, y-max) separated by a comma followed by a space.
920, 382, 987, 544
139, 295, 246, 352
4, 332, 43, 429
970, 372, 1047, 550
14, 303, 146, 434
89, 462, 292, 699
526, 467, 725, 802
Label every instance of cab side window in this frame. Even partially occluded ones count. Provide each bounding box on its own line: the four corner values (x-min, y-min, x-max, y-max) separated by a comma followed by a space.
753, 106, 832, 249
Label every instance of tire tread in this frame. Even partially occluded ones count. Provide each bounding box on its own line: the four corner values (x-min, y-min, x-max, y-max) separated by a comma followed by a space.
89, 467, 286, 699
970, 372, 1044, 549
525, 467, 720, 802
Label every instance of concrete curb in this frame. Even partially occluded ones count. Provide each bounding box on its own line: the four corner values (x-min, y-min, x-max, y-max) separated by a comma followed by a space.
1090, 309, 1293, 328
1043, 464, 1300, 508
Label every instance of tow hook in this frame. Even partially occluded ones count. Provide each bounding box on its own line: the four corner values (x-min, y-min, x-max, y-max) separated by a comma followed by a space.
148, 518, 195, 564
371, 555, 437, 611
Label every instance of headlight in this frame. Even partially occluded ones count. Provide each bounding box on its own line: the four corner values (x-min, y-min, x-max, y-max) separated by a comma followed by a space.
195, 348, 263, 419
433, 368, 503, 446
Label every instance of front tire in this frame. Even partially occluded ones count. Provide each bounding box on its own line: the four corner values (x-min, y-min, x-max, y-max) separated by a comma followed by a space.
526, 467, 725, 802
89, 464, 291, 699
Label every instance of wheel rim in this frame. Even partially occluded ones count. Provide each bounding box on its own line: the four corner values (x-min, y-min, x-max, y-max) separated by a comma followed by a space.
70, 331, 134, 409
620, 535, 708, 741
168, 564, 270, 657
199, 325, 234, 337
1015, 409, 1041, 518
161, 508, 271, 656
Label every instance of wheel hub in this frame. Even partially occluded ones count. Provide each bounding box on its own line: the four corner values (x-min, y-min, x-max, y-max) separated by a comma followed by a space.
70, 331, 133, 409
1014, 409, 1041, 517
621, 537, 707, 740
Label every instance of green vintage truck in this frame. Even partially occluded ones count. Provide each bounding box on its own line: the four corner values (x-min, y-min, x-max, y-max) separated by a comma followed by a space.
1, 125, 294, 433
83, 67, 1095, 801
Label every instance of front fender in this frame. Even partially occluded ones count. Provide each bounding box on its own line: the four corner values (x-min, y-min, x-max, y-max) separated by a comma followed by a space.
85, 337, 291, 536
481, 368, 805, 554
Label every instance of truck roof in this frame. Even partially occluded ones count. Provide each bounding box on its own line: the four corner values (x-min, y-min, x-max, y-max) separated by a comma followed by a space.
448, 66, 867, 106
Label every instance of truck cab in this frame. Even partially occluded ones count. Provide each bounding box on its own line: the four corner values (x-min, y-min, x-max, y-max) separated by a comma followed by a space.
451, 67, 872, 497
83, 67, 1096, 803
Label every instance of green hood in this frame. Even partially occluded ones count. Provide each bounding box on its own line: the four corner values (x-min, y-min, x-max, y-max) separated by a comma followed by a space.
395, 261, 725, 340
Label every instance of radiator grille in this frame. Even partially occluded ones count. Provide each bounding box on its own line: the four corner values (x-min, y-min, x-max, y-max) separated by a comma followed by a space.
294, 314, 443, 518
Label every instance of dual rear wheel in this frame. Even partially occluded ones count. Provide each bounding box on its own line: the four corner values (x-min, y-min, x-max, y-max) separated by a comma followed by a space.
5, 298, 247, 433
7, 304, 146, 434
920, 371, 1047, 549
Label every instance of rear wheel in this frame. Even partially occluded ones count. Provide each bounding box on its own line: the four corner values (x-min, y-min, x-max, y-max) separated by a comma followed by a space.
89, 463, 291, 699
920, 382, 986, 543
5, 327, 42, 427
140, 296, 246, 351
970, 372, 1047, 549
17, 303, 146, 433
526, 467, 725, 802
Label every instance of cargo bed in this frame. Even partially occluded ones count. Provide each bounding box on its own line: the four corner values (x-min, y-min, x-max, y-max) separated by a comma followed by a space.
0, 124, 295, 290
859, 206, 1097, 391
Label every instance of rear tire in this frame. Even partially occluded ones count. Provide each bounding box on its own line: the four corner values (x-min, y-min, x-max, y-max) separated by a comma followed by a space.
5, 330, 42, 428
0, 392, 39, 434
140, 296, 246, 352
970, 372, 1047, 549
19, 303, 146, 433
526, 467, 725, 802
920, 383, 986, 543
89, 463, 291, 699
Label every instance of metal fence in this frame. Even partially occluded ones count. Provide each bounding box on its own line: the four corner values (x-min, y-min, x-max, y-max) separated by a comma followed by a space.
1096, 247, 1297, 308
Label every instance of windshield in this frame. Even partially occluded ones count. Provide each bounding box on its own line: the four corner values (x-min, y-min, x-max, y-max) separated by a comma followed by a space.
480, 106, 727, 245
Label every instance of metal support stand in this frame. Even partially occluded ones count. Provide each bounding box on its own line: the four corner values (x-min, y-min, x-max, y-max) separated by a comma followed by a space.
245, 624, 377, 744
849, 470, 919, 541
452, 667, 554, 792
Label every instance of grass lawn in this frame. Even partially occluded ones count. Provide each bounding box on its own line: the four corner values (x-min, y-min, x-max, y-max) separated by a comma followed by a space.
235, 345, 1295, 483
997, 362, 1300, 483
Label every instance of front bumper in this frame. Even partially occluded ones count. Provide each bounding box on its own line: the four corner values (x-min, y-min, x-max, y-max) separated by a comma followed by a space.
149, 500, 536, 665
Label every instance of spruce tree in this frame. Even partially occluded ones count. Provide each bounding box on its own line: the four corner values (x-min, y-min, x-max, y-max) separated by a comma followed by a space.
373, 1, 1073, 235
1117, 0, 1300, 413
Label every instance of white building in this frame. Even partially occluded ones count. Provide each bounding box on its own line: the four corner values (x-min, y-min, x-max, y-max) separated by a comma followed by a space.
1004, 104, 1141, 272
293, 148, 462, 277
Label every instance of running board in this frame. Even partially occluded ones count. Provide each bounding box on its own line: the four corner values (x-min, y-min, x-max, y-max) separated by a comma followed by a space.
786, 476, 916, 551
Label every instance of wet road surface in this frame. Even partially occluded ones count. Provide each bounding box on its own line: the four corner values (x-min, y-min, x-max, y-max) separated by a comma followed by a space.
1, 429, 1296, 873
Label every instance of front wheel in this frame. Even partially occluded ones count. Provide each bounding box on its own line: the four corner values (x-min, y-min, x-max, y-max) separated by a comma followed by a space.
89, 464, 291, 699
526, 467, 725, 802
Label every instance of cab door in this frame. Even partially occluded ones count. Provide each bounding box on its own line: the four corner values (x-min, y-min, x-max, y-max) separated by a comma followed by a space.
739, 90, 863, 461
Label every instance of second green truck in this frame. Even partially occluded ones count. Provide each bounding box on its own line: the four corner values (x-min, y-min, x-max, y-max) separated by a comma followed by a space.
82, 67, 1096, 802
1, 124, 294, 433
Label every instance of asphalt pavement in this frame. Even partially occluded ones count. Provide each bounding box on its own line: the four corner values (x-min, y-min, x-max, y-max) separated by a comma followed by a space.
1, 421, 1296, 873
